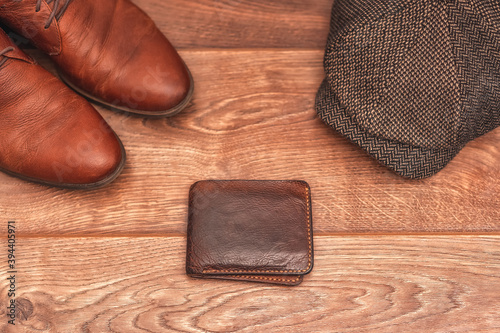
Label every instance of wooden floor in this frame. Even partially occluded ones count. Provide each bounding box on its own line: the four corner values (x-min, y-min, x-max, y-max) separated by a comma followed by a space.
1, 0, 499, 332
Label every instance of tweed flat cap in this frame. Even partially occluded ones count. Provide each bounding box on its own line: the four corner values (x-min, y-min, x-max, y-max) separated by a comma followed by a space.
316, 0, 500, 179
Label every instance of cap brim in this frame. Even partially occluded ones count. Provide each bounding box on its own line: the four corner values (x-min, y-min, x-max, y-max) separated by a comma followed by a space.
315, 79, 462, 179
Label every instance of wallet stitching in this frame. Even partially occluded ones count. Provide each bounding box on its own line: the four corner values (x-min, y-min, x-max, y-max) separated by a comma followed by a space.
202, 183, 312, 275
228, 275, 302, 283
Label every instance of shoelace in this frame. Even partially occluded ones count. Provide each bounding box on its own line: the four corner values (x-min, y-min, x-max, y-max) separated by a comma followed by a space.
0, 47, 14, 67
13, 0, 72, 29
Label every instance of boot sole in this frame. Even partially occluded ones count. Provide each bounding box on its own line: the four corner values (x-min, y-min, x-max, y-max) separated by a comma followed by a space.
0, 133, 127, 190
58, 66, 195, 118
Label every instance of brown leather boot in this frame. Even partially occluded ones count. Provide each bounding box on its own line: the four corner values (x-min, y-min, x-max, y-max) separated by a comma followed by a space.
0, 0, 193, 117
0, 29, 125, 189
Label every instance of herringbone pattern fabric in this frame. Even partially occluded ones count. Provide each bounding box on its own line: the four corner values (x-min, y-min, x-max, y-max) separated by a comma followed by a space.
451, 1, 500, 145
316, 80, 460, 179
316, 0, 500, 179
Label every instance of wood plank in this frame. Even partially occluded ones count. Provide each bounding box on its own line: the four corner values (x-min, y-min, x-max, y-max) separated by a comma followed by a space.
2, 0, 332, 49
0, 236, 498, 332
133, 0, 332, 49
1, 50, 499, 235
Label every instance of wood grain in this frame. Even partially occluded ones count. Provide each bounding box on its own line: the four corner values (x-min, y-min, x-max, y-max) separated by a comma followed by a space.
2, 0, 332, 49
0, 236, 498, 332
133, 0, 332, 49
1, 50, 499, 235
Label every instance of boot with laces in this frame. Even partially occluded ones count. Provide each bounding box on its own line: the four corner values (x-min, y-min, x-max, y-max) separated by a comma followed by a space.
0, 0, 193, 117
0, 29, 125, 188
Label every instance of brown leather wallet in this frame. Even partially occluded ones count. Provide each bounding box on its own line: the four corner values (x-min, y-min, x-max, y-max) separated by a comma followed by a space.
186, 180, 313, 285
